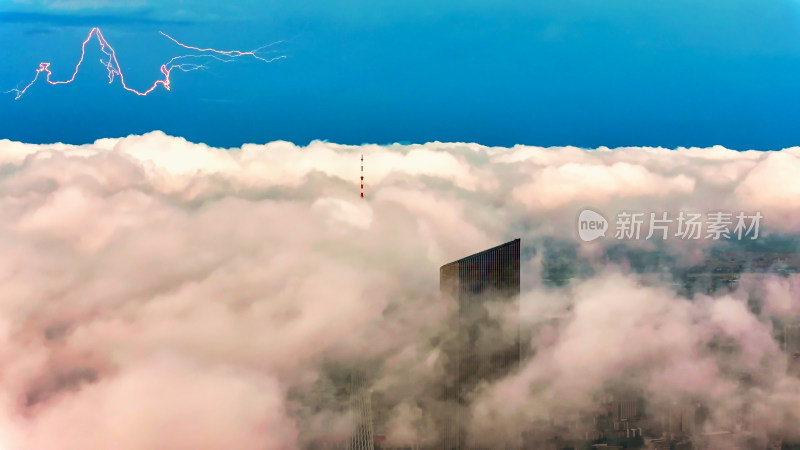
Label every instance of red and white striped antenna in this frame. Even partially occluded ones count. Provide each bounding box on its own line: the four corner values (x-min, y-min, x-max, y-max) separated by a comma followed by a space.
360, 154, 364, 198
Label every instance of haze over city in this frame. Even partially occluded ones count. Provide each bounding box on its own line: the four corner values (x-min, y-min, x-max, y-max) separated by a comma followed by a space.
2, 0, 800, 449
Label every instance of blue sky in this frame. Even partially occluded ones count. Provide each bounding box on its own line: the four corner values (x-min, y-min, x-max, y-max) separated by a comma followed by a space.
1, 0, 800, 149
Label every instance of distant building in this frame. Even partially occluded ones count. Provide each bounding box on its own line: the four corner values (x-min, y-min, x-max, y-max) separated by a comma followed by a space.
786, 324, 800, 377
439, 238, 521, 449
653, 402, 698, 442
612, 398, 640, 425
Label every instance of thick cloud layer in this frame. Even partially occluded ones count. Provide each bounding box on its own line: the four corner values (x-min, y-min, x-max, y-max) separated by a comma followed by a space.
0, 131, 798, 448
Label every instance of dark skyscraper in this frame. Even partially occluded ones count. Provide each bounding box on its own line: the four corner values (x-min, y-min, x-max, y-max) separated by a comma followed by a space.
439, 238, 521, 449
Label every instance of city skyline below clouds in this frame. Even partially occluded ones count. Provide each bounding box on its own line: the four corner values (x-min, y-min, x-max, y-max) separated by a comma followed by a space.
3, 0, 800, 149
0, 133, 796, 447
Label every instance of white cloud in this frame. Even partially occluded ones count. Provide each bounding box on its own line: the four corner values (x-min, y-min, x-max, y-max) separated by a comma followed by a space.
0, 131, 798, 448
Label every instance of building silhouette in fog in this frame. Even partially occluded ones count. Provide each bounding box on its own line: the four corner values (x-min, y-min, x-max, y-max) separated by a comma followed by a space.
317, 239, 521, 450
439, 238, 521, 449
786, 324, 800, 378
349, 371, 375, 450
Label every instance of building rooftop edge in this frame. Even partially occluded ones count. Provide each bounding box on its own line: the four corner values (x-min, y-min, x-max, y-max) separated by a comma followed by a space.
439, 238, 520, 269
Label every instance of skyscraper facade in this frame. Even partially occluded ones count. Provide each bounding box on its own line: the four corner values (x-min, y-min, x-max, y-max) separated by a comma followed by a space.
349, 371, 375, 450
439, 238, 521, 449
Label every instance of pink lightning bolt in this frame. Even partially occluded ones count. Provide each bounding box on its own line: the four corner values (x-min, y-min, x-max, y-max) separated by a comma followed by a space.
7, 27, 285, 100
